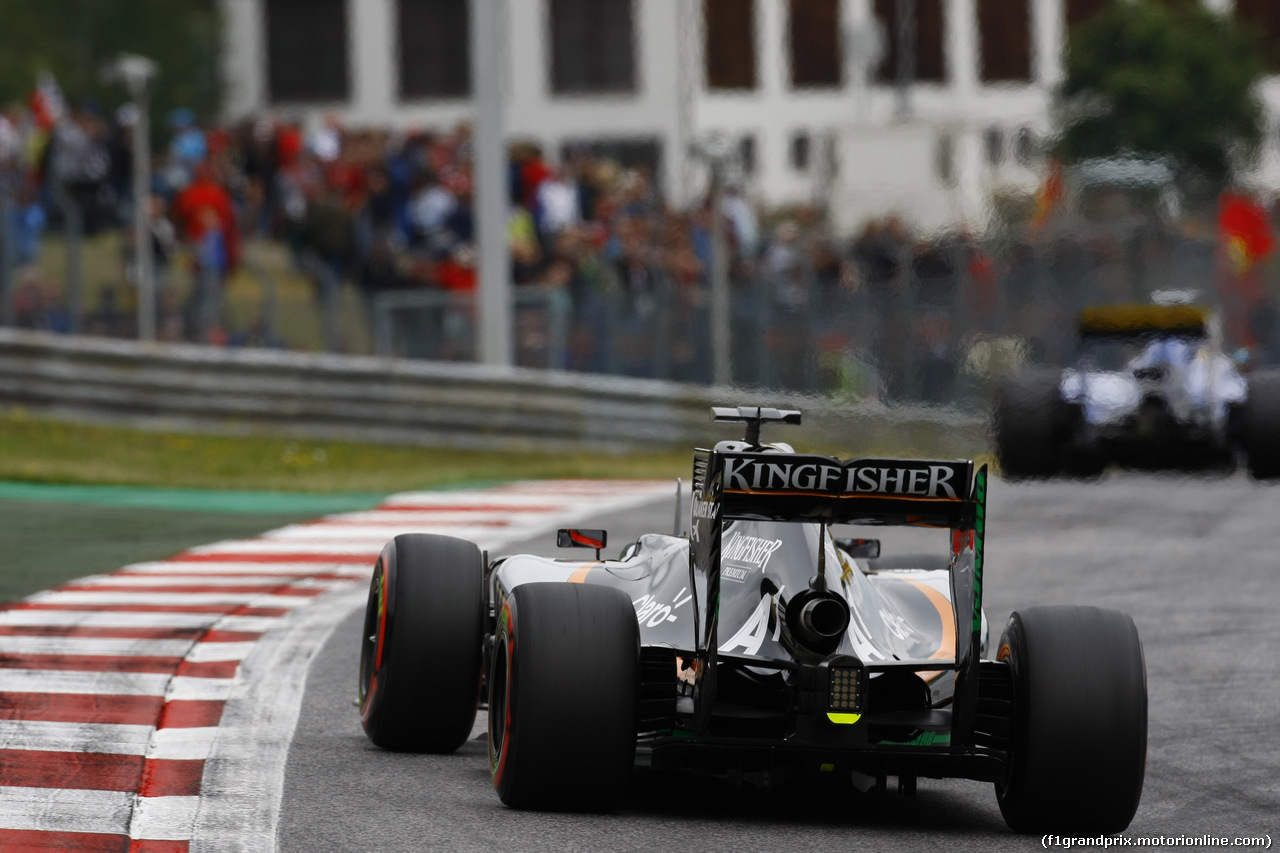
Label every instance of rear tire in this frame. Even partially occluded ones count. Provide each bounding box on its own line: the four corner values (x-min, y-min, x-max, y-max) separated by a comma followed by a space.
994, 370, 1071, 480
489, 582, 639, 811
995, 606, 1147, 834
1242, 370, 1280, 481
358, 534, 485, 752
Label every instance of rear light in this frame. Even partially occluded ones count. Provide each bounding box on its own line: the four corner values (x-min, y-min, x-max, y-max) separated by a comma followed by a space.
827, 665, 863, 723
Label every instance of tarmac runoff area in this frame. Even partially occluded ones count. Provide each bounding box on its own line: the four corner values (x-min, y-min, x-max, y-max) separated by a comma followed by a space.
0, 479, 674, 850
2, 474, 1278, 850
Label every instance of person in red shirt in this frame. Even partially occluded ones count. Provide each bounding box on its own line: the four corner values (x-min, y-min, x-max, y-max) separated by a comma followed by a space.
435, 244, 476, 292
173, 164, 239, 268
172, 165, 239, 342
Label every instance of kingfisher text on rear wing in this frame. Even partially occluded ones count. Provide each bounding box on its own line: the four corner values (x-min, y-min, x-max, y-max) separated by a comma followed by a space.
721, 456, 970, 501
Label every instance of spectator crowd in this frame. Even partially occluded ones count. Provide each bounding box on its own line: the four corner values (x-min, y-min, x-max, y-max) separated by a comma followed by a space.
2, 94, 1278, 403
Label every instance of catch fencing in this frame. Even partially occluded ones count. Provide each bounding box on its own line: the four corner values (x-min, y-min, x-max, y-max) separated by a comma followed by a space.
369, 221, 1270, 410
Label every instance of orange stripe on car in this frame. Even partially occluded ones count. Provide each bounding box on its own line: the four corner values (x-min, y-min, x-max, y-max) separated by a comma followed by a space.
566, 562, 600, 583
903, 578, 957, 682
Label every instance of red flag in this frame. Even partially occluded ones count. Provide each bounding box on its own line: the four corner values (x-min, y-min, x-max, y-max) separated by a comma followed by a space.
1032, 159, 1065, 228
28, 72, 66, 131
1218, 192, 1275, 274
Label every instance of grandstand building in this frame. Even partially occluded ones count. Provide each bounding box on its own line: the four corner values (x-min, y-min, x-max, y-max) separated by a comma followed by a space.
220, 0, 1280, 234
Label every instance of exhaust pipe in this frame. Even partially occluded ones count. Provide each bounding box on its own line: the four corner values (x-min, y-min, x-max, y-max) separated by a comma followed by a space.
798, 595, 850, 640
785, 589, 850, 653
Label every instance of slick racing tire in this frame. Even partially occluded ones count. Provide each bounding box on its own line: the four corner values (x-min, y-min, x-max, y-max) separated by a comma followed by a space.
1241, 370, 1280, 481
489, 582, 639, 811
995, 606, 1147, 835
993, 370, 1071, 480
358, 534, 485, 752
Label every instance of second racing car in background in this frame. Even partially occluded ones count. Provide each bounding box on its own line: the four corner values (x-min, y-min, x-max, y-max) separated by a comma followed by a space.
995, 299, 1280, 479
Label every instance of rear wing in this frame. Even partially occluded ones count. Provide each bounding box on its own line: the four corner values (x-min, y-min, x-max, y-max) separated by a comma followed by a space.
1078, 303, 1207, 339
710, 452, 973, 528
689, 448, 989, 744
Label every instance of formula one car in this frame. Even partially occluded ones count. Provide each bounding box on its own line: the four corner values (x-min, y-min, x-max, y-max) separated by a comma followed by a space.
995, 301, 1280, 479
358, 406, 1148, 834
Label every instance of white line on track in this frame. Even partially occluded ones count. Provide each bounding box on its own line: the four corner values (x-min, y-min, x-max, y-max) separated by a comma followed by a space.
190, 585, 366, 850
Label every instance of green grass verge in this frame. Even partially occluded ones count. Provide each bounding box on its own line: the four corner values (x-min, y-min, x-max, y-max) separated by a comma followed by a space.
0, 408, 993, 494
0, 410, 692, 493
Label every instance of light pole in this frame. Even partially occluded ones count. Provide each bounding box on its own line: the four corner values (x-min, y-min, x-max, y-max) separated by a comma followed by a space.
104, 54, 159, 342
894, 0, 916, 120
471, 0, 512, 367
693, 132, 733, 387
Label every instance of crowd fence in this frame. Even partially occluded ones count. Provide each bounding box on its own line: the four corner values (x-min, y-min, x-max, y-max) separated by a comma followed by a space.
3, 191, 1277, 413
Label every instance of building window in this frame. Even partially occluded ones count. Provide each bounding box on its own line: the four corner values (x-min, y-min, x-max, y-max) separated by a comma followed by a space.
978, 0, 1031, 83
705, 0, 757, 90
1065, 0, 1107, 30
1065, 0, 1107, 59
873, 0, 946, 85
549, 0, 636, 95
789, 0, 842, 88
265, 0, 350, 103
1236, 0, 1280, 71
399, 0, 470, 99
790, 131, 811, 171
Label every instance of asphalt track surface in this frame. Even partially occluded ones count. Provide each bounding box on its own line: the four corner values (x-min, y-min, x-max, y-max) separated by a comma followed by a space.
279, 473, 1279, 852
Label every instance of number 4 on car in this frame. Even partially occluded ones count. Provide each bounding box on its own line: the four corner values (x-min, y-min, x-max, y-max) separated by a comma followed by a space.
357, 405, 1147, 834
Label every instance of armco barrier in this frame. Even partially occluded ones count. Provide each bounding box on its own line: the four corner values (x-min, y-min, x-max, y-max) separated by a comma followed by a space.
0, 329, 989, 455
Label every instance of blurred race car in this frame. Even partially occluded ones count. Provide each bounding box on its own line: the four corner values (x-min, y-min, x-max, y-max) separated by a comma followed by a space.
995, 301, 1280, 478
357, 406, 1148, 834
